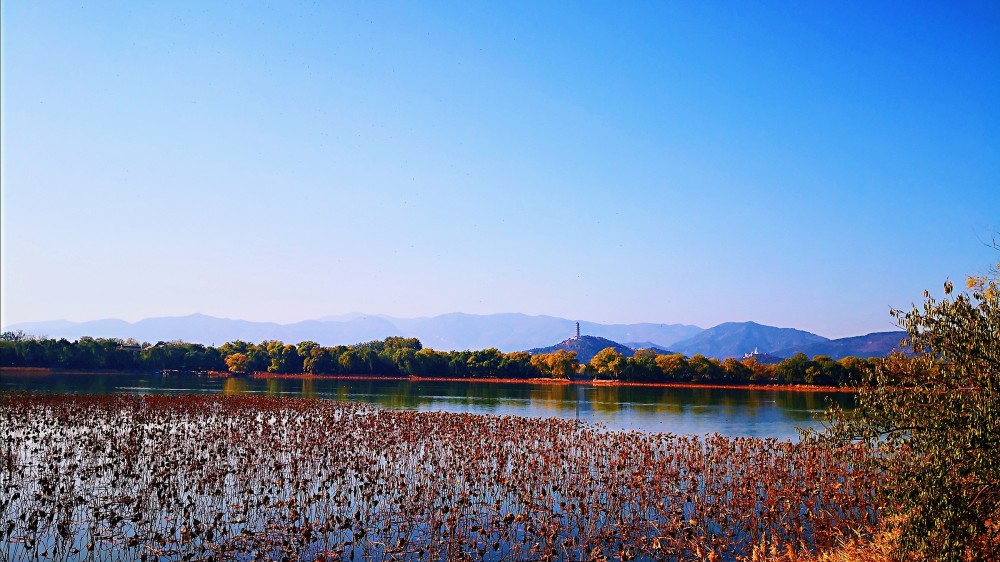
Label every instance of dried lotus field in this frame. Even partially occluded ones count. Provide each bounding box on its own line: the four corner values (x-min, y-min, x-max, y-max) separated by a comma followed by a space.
1, 394, 882, 561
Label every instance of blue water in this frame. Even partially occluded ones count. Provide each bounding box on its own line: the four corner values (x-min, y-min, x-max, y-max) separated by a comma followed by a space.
0, 369, 852, 439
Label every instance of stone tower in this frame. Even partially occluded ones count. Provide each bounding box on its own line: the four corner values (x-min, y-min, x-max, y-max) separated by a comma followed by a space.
575, 322, 580, 339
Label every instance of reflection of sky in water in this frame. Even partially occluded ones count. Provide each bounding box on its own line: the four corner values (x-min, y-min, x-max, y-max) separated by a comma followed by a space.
1, 371, 852, 440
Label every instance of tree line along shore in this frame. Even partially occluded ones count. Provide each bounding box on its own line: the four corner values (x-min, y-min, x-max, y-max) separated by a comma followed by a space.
1, 332, 876, 387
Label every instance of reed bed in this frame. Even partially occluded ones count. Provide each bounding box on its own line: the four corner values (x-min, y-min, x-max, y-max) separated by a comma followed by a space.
1, 394, 881, 561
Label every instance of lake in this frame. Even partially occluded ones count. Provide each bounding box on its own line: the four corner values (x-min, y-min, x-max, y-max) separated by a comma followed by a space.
0, 369, 852, 439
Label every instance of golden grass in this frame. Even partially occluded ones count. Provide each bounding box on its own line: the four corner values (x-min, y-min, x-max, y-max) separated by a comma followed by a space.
747, 517, 1000, 562
745, 520, 903, 562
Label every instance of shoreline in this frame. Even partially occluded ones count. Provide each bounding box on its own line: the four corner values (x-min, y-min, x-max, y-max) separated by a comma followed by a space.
1, 366, 856, 393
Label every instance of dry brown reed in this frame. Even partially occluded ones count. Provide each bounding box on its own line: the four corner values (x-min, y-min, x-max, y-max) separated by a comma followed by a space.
0, 393, 882, 561
745, 519, 902, 562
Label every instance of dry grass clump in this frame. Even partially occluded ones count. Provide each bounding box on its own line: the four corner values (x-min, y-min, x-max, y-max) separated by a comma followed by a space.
747, 505, 1000, 561
1, 393, 882, 561
746, 519, 902, 562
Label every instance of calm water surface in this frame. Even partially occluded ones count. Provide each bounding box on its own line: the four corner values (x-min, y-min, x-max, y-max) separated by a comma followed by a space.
0, 370, 853, 439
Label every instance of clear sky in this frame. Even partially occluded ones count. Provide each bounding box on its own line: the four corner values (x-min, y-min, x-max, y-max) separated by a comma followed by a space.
2, 1, 998, 338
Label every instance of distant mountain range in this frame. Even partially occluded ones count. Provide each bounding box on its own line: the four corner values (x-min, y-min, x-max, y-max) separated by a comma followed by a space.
666, 322, 905, 360
3, 313, 700, 353
623, 342, 675, 354
669, 321, 828, 359
3, 314, 905, 360
522, 325, 904, 363
527, 336, 640, 363
773, 331, 908, 359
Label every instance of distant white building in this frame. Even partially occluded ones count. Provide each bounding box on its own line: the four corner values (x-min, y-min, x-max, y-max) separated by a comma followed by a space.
742, 346, 783, 364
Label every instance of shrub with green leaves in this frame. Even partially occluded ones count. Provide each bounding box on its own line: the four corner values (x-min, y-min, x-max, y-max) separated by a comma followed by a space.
823, 262, 999, 561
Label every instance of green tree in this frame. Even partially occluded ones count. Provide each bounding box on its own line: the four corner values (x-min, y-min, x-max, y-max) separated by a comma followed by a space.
530, 350, 579, 379
266, 342, 301, 373
304, 347, 337, 374
589, 347, 624, 380
338, 348, 366, 374
499, 351, 537, 379
624, 350, 660, 381
0, 341, 20, 365
245, 342, 270, 373
381, 336, 422, 351
412, 348, 450, 377
296, 341, 319, 360
466, 348, 504, 377
720, 357, 751, 384
655, 353, 692, 382
837, 356, 871, 386
776, 353, 812, 384
741, 357, 775, 382
824, 266, 1000, 561
687, 354, 722, 382
549, 350, 580, 379
0, 330, 28, 342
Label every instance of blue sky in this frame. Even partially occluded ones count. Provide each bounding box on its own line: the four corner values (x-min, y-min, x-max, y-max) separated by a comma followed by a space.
2, 1, 997, 338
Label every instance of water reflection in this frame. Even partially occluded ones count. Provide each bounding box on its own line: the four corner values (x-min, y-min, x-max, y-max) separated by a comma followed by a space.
222, 377, 248, 395
0, 370, 853, 439
300, 378, 314, 398
266, 378, 283, 396
528, 384, 575, 411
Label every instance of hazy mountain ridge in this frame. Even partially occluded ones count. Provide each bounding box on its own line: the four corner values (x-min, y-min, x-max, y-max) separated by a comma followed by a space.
4, 315, 905, 360
3, 313, 701, 353
669, 321, 829, 359
623, 342, 675, 354
528, 327, 904, 364
773, 331, 907, 360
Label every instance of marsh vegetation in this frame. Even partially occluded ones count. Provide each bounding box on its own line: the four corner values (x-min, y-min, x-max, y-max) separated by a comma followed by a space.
2, 394, 880, 561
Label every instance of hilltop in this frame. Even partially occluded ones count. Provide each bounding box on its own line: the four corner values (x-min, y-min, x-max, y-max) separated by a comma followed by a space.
527, 335, 636, 363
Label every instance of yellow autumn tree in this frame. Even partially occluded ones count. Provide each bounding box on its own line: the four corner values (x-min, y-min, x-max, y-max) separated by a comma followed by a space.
530, 350, 579, 379
589, 347, 624, 380
224, 352, 249, 374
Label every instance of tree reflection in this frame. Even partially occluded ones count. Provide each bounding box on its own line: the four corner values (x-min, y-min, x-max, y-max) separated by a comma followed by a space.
369, 381, 434, 409
588, 386, 622, 413
300, 378, 315, 398
222, 377, 248, 396
266, 378, 283, 396
528, 384, 576, 412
